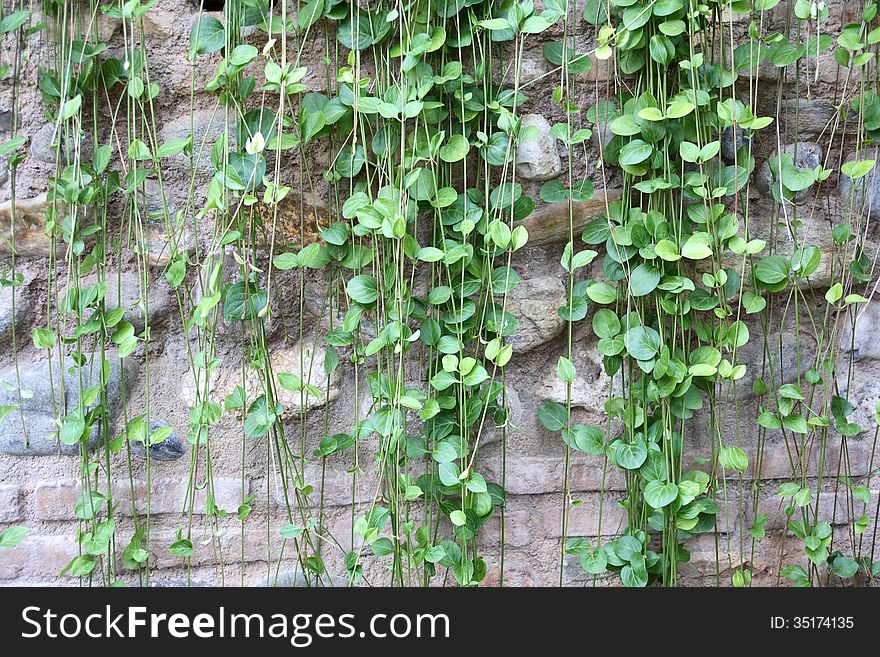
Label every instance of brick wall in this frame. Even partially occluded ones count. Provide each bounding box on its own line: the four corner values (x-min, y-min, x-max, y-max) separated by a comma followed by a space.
0, 0, 878, 587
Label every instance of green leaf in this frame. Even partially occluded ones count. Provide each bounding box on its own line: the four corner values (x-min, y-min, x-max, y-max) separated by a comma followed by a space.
0, 10, 29, 35
719, 445, 748, 472
223, 281, 268, 322
831, 555, 859, 579
60, 412, 86, 445
297, 0, 324, 30
754, 255, 790, 285
280, 524, 304, 539
638, 107, 665, 122
616, 439, 648, 469
570, 426, 605, 455
538, 402, 568, 432
644, 480, 679, 509
842, 159, 875, 179
782, 413, 809, 434
66, 555, 97, 577
623, 325, 661, 360
580, 547, 608, 574
587, 282, 617, 304
190, 16, 226, 54
681, 232, 713, 260
169, 539, 194, 558
654, 239, 680, 261
557, 356, 576, 383
779, 158, 817, 192
416, 247, 445, 262
629, 264, 661, 297
439, 134, 470, 163
127, 138, 152, 161
346, 275, 379, 305
60, 94, 82, 121
619, 139, 653, 166
31, 327, 56, 349
592, 309, 620, 338
0, 525, 27, 548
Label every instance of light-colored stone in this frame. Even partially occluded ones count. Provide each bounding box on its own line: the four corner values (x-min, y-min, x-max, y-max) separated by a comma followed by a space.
160, 109, 232, 173
841, 296, 880, 360
839, 146, 880, 221
733, 328, 817, 400
507, 275, 568, 352
180, 341, 341, 417
515, 114, 562, 181
537, 340, 612, 411
0, 194, 96, 259
0, 534, 75, 581
483, 455, 626, 496
135, 178, 197, 267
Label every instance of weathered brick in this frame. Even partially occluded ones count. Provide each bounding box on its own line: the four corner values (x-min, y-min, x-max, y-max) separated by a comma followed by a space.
483, 455, 626, 496
149, 528, 285, 570
577, 53, 614, 83
34, 477, 246, 520
0, 534, 74, 581
252, 464, 379, 510
688, 438, 874, 481
0, 484, 20, 522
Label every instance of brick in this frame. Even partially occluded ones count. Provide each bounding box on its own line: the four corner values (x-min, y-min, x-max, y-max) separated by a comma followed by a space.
688, 438, 874, 481
149, 528, 285, 570
483, 455, 626, 496
0, 484, 20, 522
34, 477, 246, 520
479, 508, 533, 549
252, 464, 380, 510
0, 534, 75, 581
577, 53, 614, 83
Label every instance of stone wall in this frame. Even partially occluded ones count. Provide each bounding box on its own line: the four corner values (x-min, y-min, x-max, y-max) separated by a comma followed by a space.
0, 0, 878, 587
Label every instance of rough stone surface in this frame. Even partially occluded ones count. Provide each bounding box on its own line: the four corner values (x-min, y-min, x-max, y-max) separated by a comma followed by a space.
506, 275, 567, 353
841, 297, 880, 360
839, 147, 880, 221
0, 271, 32, 346
515, 114, 562, 181
180, 341, 341, 416
29, 123, 92, 164
1, 195, 97, 258
537, 345, 610, 412
63, 271, 174, 332
779, 99, 844, 138
133, 178, 198, 266
0, 353, 136, 455
160, 109, 233, 173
